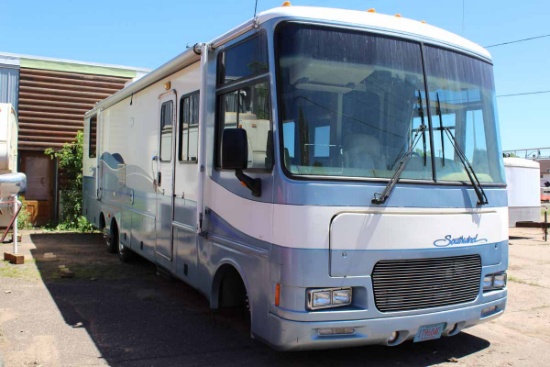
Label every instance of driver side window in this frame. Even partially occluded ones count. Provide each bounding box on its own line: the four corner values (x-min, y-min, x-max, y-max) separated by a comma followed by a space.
216, 33, 273, 171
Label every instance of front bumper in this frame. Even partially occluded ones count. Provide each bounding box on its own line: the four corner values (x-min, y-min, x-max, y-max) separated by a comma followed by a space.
261, 294, 506, 351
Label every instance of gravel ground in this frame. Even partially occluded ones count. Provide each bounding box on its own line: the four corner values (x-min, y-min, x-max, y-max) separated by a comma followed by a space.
0, 226, 549, 367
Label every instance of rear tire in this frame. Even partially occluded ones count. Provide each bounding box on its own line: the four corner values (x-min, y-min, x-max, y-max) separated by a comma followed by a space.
118, 240, 133, 263
106, 221, 118, 254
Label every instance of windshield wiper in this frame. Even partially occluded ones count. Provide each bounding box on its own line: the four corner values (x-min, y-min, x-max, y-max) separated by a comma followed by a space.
435, 93, 487, 205
442, 127, 488, 205
372, 90, 427, 205
436, 93, 445, 167
372, 123, 426, 205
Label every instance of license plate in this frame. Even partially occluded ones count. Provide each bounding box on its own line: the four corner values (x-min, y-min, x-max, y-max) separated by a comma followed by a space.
414, 322, 446, 342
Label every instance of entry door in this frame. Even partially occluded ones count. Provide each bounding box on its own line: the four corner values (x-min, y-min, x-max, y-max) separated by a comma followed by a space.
21, 154, 54, 226
155, 90, 177, 261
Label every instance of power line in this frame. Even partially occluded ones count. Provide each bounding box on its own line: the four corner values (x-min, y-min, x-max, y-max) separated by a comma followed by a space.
485, 34, 550, 48
497, 90, 550, 98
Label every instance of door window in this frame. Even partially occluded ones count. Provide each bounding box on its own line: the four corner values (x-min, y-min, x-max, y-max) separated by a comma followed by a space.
160, 100, 174, 162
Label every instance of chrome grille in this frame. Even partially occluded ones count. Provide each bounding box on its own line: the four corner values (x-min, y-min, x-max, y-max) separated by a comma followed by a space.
372, 255, 481, 312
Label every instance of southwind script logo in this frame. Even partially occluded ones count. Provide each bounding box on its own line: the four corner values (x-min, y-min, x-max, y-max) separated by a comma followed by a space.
433, 234, 488, 247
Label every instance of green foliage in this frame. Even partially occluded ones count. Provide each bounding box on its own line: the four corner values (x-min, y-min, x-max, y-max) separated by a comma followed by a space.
16, 199, 33, 229
45, 131, 92, 232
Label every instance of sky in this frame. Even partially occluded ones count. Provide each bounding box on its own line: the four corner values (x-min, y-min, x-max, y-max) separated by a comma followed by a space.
2, 0, 549, 152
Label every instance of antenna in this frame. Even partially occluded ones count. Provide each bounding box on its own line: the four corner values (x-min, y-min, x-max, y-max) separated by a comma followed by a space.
254, 0, 259, 19
462, 0, 465, 36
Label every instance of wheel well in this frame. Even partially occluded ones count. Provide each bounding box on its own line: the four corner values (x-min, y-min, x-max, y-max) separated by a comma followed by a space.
99, 213, 106, 230
213, 265, 248, 309
110, 218, 118, 236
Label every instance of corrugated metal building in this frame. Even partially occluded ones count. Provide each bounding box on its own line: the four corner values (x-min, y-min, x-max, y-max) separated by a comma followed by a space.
0, 52, 149, 225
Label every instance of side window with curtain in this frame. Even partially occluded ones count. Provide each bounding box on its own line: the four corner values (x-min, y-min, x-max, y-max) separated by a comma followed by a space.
179, 91, 200, 162
216, 33, 272, 170
160, 100, 173, 162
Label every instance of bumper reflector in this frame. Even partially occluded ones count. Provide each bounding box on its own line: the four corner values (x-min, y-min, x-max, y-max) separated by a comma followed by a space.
318, 327, 355, 336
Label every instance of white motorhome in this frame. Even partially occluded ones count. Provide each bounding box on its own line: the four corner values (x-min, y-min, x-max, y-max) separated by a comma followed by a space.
83, 5, 508, 350
0, 103, 19, 227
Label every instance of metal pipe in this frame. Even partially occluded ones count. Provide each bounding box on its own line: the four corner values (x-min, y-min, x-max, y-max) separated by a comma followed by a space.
545, 210, 548, 242
13, 196, 18, 254
53, 157, 59, 223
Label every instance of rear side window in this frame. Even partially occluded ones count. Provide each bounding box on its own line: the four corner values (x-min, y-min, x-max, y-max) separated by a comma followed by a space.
179, 91, 200, 162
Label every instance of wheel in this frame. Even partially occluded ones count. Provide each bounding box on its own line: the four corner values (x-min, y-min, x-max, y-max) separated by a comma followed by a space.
106, 221, 118, 254
218, 268, 251, 332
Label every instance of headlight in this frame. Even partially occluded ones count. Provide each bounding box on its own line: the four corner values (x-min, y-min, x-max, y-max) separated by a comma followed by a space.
483, 272, 507, 291
483, 275, 493, 289
307, 287, 352, 310
493, 272, 507, 288
312, 291, 332, 308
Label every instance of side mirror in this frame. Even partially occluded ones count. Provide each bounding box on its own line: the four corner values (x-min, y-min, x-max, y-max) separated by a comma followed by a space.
222, 129, 248, 170
221, 129, 261, 197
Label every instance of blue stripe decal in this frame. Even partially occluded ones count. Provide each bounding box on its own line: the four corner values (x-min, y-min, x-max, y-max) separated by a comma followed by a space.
273, 172, 507, 208
211, 165, 507, 208
205, 209, 272, 252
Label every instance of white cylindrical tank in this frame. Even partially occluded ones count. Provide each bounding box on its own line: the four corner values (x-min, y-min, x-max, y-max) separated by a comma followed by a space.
504, 157, 541, 227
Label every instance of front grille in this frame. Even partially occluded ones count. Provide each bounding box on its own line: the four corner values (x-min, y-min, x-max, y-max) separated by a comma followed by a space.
372, 255, 481, 312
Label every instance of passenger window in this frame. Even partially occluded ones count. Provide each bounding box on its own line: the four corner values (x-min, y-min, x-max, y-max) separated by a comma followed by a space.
160, 100, 173, 162
179, 91, 199, 162
218, 34, 268, 85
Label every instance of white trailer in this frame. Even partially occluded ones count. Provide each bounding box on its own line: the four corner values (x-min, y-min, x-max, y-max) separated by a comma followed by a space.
504, 157, 541, 226
83, 5, 508, 350
0, 103, 19, 228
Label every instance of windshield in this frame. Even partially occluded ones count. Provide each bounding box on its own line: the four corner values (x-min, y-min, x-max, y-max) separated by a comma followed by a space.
276, 23, 505, 184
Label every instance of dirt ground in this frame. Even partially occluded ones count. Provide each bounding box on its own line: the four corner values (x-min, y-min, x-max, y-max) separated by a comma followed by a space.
0, 225, 549, 367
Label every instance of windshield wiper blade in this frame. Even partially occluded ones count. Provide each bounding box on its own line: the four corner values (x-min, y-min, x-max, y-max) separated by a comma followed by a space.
436, 93, 445, 167
372, 124, 426, 205
443, 127, 489, 205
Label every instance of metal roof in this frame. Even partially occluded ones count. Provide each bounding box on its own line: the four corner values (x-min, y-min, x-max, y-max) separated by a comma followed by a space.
256, 6, 491, 60
0, 52, 150, 78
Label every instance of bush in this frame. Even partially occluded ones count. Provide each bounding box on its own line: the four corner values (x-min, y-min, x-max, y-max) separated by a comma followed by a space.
16, 199, 33, 230
45, 131, 92, 232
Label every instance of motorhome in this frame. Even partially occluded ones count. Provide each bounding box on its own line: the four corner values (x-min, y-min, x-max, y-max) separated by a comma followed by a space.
83, 4, 508, 350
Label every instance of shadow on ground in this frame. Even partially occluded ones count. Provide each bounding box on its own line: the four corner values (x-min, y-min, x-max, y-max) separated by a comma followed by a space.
29, 233, 490, 367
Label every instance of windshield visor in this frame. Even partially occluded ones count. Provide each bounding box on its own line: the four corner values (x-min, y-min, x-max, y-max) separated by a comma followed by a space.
276, 23, 504, 184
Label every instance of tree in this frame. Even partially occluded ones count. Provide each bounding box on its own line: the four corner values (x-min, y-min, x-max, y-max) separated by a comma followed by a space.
45, 131, 91, 230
